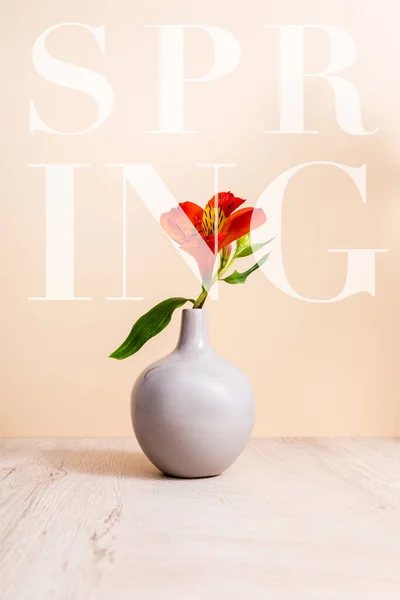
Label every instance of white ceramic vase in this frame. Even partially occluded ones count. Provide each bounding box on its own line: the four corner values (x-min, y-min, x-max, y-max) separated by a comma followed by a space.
131, 308, 254, 478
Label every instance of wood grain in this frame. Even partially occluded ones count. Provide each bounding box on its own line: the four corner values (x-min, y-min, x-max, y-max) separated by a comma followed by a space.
1, 438, 399, 600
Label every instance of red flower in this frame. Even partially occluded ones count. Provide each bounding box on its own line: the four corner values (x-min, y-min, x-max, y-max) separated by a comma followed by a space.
161, 192, 266, 283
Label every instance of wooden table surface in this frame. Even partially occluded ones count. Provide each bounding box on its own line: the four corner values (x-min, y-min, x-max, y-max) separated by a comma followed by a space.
1, 438, 399, 600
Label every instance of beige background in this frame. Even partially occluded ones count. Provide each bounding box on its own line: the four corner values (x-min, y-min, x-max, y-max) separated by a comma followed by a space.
1, 0, 399, 437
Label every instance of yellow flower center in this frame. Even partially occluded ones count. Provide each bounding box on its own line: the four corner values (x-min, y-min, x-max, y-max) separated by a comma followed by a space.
202, 205, 227, 236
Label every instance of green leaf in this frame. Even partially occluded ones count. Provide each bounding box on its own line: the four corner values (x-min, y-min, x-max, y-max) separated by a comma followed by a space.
234, 233, 251, 256
221, 252, 271, 285
109, 297, 194, 360
235, 236, 275, 258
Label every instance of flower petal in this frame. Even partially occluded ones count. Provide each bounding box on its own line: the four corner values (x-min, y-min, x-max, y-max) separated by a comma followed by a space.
161, 202, 216, 284
160, 206, 199, 245
205, 192, 245, 217
179, 201, 203, 229
180, 239, 217, 287
219, 207, 266, 249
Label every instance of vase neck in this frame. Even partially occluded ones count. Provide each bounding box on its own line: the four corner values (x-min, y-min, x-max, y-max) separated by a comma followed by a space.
176, 309, 210, 354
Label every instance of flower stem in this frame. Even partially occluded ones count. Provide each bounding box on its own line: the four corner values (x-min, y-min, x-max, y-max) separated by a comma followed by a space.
218, 255, 236, 279
192, 253, 239, 309
193, 288, 208, 308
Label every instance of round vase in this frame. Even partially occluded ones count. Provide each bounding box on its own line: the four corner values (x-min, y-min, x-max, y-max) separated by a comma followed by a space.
131, 308, 254, 478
